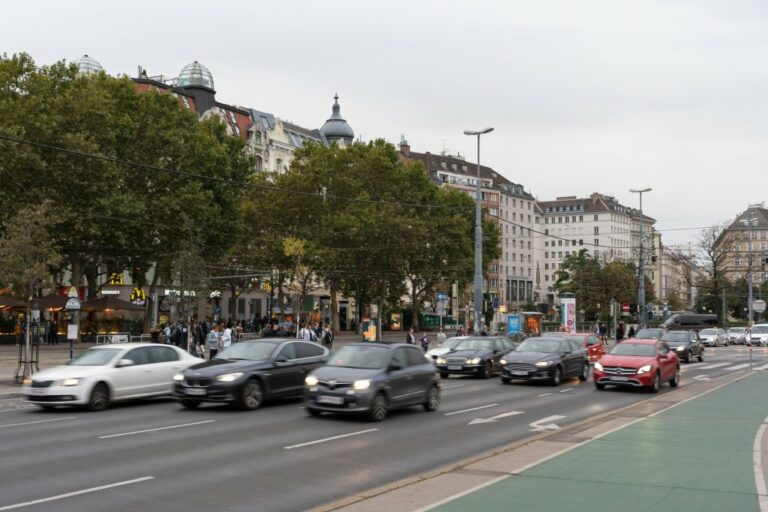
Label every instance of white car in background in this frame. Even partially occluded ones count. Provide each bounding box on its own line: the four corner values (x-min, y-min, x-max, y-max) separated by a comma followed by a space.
23, 343, 201, 411
749, 325, 768, 346
425, 336, 466, 363
699, 328, 728, 347
727, 327, 748, 345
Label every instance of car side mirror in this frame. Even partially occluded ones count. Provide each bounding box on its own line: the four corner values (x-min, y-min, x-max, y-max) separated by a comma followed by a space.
275, 355, 290, 365
117, 359, 135, 368
389, 362, 404, 371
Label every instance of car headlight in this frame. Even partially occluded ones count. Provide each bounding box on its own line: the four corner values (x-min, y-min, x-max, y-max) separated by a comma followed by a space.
436, 357, 447, 365
216, 372, 244, 382
353, 379, 371, 391
676, 346, 685, 351
637, 364, 652, 375
535, 361, 553, 368
500, 359, 507, 366
468, 357, 482, 365
173, 373, 185, 381
305, 375, 319, 386
22, 378, 32, 385
594, 362, 603, 371
56, 378, 81, 387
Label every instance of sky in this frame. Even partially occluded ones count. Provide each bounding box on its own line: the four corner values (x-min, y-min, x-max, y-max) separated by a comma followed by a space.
3, 0, 767, 247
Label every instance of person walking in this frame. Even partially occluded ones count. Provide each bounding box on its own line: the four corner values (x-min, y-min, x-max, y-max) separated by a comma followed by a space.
221, 322, 233, 351
627, 324, 636, 338
321, 324, 334, 349
420, 332, 430, 353
599, 322, 608, 346
299, 323, 314, 342
437, 326, 447, 346
406, 328, 416, 345
616, 321, 625, 343
207, 324, 220, 359
47, 319, 58, 345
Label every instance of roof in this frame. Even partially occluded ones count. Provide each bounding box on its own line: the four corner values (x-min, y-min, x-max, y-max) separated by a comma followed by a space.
538, 193, 656, 222
319, 94, 354, 142
177, 61, 214, 90
621, 338, 659, 344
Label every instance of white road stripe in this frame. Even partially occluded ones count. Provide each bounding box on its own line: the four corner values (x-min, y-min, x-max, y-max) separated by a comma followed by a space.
441, 384, 465, 389
537, 393, 553, 397
0, 417, 75, 429
559, 388, 574, 393
725, 363, 751, 371
443, 404, 499, 416
755, 364, 768, 371
754, 417, 768, 512
0, 476, 155, 511
284, 428, 378, 450
697, 362, 730, 370
99, 420, 215, 439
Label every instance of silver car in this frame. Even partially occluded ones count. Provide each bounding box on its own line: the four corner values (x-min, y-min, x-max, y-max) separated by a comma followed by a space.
749, 325, 768, 346
699, 328, 728, 347
727, 327, 748, 345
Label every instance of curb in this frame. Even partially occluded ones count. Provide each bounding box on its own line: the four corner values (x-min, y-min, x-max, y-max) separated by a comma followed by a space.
310, 369, 752, 512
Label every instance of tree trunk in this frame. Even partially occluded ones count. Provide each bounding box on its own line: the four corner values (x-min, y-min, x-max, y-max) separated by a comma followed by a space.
410, 281, 420, 331
355, 280, 361, 335
144, 265, 160, 333
330, 279, 339, 334
377, 278, 385, 341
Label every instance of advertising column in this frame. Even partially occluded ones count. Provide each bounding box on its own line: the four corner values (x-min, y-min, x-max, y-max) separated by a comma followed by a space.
560, 293, 576, 333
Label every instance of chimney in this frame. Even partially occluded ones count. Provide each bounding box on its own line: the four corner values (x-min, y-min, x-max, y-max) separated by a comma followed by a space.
399, 134, 410, 155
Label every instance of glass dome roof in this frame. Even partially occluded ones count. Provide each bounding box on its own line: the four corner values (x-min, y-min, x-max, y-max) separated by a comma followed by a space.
177, 61, 214, 90
73, 55, 104, 75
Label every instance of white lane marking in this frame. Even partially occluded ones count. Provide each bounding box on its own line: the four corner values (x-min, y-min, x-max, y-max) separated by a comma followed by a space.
0, 417, 75, 429
468, 411, 524, 425
726, 363, 751, 371
412, 475, 511, 512
537, 393, 553, 397
694, 375, 711, 381
559, 388, 574, 393
441, 384, 465, 390
443, 403, 499, 416
99, 420, 215, 439
530, 415, 566, 432
0, 476, 155, 511
284, 428, 378, 450
697, 362, 730, 370
754, 417, 768, 512
755, 364, 768, 371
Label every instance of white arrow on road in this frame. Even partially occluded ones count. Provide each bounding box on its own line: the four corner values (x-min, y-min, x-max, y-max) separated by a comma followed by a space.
694, 375, 711, 381
529, 415, 566, 432
468, 411, 524, 426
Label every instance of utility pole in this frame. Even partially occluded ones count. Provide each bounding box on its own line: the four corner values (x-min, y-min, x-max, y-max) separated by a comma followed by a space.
630, 188, 652, 328
741, 214, 758, 327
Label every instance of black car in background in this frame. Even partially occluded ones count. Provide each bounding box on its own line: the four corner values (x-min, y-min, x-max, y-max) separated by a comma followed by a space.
174, 340, 329, 410
434, 336, 514, 379
499, 337, 589, 386
631, 328, 668, 340
304, 343, 440, 422
660, 330, 704, 363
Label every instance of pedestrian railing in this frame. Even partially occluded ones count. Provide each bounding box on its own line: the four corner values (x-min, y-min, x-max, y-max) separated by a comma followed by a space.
96, 332, 132, 344
130, 334, 152, 343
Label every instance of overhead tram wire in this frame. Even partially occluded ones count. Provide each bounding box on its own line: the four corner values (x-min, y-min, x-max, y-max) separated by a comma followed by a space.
0, 134, 474, 212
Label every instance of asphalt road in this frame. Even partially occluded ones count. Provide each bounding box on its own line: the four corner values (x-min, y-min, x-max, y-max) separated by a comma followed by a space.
1, 345, 766, 512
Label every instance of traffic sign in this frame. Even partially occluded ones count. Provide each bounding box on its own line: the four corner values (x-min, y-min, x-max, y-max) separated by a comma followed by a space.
437, 293, 449, 301
622, 303, 630, 313
754, 300, 767, 313
64, 297, 81, 311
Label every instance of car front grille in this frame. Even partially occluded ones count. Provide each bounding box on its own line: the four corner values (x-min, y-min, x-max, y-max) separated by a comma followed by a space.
446, 357, 468, 364
318, 380, 352, 390
185, 377, 212, 387
601, 366, 637, 376
504, 363, 536, 372
31, 380, 54, 388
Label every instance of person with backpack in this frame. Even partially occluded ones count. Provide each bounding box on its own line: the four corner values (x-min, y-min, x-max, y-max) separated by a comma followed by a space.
321, 324, 334, 349
207, 324, 221, 359
420, 332, 430, 353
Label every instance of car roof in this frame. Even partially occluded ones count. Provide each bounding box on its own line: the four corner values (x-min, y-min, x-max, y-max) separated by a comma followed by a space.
91, 342, 161, 349
620, 338, 658, 344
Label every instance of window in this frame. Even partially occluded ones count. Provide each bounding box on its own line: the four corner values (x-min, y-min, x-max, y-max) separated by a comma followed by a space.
594, 215, 598, 221
406, 347, 427, 366
735, 256, 741, 267
149, 346, 178, 363
579, 215, 583, 222
296, 342, 325, 359
391, 347, 409, 367
181, 96, 191, 109
545, 263, 549, 270
124, 347, 151, 365
255, 156, 263, 171
594, 226, 599, 235
594, 239, 599, 247
276, 158, 283, 172
545, 275, 549, 282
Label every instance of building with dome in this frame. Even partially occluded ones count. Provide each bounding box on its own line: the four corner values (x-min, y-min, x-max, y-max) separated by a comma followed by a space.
319, 94, 354, 145
73, 54, 104, 75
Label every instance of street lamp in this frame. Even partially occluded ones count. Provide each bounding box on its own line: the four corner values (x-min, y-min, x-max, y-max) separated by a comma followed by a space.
464, 127, 494, 334
740, 215, 759, 327
630, 188, 652, 328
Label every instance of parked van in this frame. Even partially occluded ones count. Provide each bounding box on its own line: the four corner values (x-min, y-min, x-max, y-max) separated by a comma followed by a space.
660, 313, 718, 332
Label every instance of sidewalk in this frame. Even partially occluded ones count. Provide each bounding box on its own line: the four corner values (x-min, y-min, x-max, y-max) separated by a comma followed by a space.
317, 369, 767, 512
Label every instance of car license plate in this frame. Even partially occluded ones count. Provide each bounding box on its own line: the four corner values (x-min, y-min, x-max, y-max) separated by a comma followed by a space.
611, 376, 629, 381
27, 388, 45, 395
317, 395, 344, 405
185, 388, 206, 396
509, 370, 529, 376
447, 365, 463, 370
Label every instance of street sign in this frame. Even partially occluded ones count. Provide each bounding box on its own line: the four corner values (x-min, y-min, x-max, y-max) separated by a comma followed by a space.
68, 286, 78, 298
437, 293, 449, 301
492, 297, 499, 310
622, 303, 630, 313
64, 297, 81, 311
754, 300, 767, 313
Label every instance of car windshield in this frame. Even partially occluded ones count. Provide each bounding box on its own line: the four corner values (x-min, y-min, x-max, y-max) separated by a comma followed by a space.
634, 329, 664, 339
729, 328, 745, 333
753, 326, 768, 334
610, 343, 656, 357
661, 332, 690, 343
700, 329, 717, 336
455, 338, 495, 351
69, 348, 122, 366
216, 342, 278, 361
442, 337, 464, 349
515, 339, 563, 354
328, 345, 390, 369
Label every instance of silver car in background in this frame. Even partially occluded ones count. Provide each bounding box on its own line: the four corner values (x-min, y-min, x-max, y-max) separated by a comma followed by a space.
749, 325, 768, 346
727, 327, 748, 345
699, 328, 728, 347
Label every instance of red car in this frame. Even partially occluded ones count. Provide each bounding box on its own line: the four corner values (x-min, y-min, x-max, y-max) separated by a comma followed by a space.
593, 339, 680, 393
540, 333, 604, 362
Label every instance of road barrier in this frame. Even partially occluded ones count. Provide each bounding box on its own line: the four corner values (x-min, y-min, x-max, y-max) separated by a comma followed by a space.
96, 332, 131, 344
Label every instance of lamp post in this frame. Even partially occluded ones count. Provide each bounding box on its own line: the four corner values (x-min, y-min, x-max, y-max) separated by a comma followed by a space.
741, 215, 759, 327
464, 127, 494, 334
630, 188, 652, 328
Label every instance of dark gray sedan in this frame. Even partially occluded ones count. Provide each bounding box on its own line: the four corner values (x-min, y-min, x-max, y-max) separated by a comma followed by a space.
499, 337, 589, 386
304, 343, 440, 421
660, 330, 704, 363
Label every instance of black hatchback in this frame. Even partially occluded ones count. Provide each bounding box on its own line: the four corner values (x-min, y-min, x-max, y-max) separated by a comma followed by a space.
304, 343, 440, 421
174, 339, 329, 410
660, 330, 704, 363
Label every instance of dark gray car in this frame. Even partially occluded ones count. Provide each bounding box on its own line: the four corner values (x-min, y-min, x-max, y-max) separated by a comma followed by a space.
304, 343, 440, 421
660, 330, 704, 363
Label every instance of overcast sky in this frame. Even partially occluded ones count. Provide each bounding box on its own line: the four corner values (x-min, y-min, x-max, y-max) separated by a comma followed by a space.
4, 0, 767, 246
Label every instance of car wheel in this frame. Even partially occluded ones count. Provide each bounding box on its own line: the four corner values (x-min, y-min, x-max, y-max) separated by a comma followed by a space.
88, 383, 110, 411
698, 350, 704, 362
649, 372, 660, 394
579, 363, 589, 382
181, 400, 200, 409
238, 379, 264, 411
595, 382, 605, 390
368, 393, 388, 422
670, 367, 680, 388
550, 366, 562, 386
481, 361, 492, 379
501, 377, 511, 384
684, 351, 691, 364
306, 407, 322, 417
423, 386, 440, 412
440, 372, 449, 379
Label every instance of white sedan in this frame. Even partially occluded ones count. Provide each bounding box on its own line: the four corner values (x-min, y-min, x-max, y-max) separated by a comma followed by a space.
425, 336, 467, 363
23, 343, 201, 411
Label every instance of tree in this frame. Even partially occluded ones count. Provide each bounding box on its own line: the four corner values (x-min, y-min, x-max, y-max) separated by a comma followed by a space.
693, 223, 733, 322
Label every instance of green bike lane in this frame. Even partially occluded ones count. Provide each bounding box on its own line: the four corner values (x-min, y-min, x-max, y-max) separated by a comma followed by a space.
432, 371, 768, 512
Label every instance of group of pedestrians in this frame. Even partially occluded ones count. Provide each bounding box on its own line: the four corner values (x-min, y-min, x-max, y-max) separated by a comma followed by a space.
298, 322, 334, 349
593, 321, 636, 344
406, 326, 448, 353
